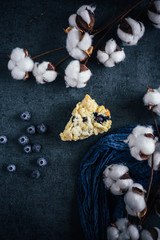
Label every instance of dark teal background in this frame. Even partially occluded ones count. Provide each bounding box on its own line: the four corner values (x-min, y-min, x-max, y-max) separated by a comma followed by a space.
0, 0, 160, 239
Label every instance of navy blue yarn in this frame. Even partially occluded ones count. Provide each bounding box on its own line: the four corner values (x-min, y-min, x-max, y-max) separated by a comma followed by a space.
77, 125, 160, 240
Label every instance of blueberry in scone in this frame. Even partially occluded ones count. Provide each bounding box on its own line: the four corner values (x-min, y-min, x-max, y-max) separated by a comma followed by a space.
60, 94, 112, 141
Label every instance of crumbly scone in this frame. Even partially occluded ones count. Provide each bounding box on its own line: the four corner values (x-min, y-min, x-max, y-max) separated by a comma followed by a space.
60, 94, 112, 141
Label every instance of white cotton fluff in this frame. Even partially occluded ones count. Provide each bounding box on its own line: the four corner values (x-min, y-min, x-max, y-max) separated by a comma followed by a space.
128, 225, 140, 240
141, 227, 160, 240
32, 62, 57, 84
107, 218, 140, 240
103, 164, 133, 195
148, 142, 160, 170
117, 17, 145, 46
115, 218, 128, 232
143, 87, 160, 116
8, 47, 34, 80
148, 1, 160, 29
107, 226, 119, 240
69, 5, 95, 27
64, 60, 92, 88
77, 5, 96, 25
125, 125, 156, 161
97, 39, 125, 67
124, 183, 146, 216
104, 164, 128, 180
66, 28, 92, 60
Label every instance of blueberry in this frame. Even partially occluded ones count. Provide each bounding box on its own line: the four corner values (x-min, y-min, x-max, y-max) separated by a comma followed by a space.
37, 123, 47, 134
24, 145, 32, 153
7, 164, 16, 172
0, 136, 7, 144
31, 170, 40, 179
83, 117, 88, 122
20, 111, 31, 121
94, 112, 109, 124
37, 158, 47, 167
18, 135, 29, 145
32, 144, 42, 153
27, 125, 36, 135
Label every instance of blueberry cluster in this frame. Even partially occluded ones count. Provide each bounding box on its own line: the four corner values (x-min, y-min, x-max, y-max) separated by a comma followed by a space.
1, 111, 48, 179
94, 112, 109, 124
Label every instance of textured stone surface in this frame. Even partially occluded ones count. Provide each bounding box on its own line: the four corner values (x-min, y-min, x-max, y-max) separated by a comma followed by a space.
0, 0, 160, 239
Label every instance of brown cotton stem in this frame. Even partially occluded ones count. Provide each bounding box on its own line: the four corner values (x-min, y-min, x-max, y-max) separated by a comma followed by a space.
139, 154, 154, 225
54, 55, 70, 68
93, 0, 145, 36
152, 111, 160, 139
146, 153, 154, 200
32, 46, 65, 60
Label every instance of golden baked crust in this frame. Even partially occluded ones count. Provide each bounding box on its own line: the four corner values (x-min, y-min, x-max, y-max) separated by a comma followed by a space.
60, 94, 112, 141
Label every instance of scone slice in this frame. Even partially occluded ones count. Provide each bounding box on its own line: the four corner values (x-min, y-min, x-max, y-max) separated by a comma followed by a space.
60, 94, 112, 141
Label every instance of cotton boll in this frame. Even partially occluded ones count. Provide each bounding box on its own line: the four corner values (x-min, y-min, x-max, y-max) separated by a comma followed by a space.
97, 50, 109, 64
128, 225, 139, 240
97, 39, 125, 67
148, 1, 160, 28
32, 61, 57, 84
11, 67, 25, 80
115, 218, 128, 232
143, 89, 160, 106
68, 14, 77, 28
77, 5, 95, 25
124, 184, 146, 214
117, 17, 145, 46
75, 5, 96, 33
125, 125, 155, 160
107, 226, 119, 240
10, 47, 25, 62
64, 60, 92, 88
